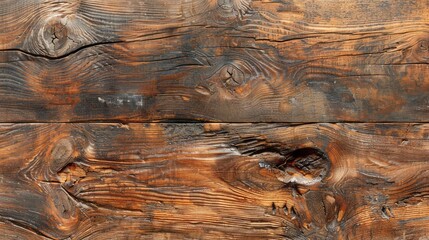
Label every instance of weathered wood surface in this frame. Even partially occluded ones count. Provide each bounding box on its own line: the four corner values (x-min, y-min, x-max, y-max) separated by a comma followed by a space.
0, 0, 428, 122
0, 123, 428, 239
1, 1, 429, 239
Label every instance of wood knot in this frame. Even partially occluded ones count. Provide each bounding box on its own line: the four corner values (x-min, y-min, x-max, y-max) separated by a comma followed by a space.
222, 143, 331, 190
275, 148, 330, 186
58, 162, 87, 188
419, 40, 428, 51
51, 22, 68, 49
48, 137, 83, 183
51, 138, 75, 169
417, 40, 429, 61
381, 205, 394, 219
217, 0, 252, 19
220, 64, 246, 89
218, 0, 234, 11
46, 186, 80, 235
40, 17, 74, 57
256, 147, 330, 186
196, 61, 254, 98
407, 39, 429, 63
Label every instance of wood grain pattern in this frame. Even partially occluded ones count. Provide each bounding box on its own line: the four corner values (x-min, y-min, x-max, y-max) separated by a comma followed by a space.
0, 123, 428, 239
1, 1, 428, 239
0, 0, 428, 122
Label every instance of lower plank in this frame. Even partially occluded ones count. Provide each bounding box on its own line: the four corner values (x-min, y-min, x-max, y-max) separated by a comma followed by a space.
0, 123, 428, 239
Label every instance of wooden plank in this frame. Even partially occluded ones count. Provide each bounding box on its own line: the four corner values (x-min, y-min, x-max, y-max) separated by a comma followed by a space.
0, 123, 428, 239
0, 0, 428, 122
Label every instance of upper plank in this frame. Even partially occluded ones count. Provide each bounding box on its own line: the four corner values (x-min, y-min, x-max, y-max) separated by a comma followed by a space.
0, 0, 428, 122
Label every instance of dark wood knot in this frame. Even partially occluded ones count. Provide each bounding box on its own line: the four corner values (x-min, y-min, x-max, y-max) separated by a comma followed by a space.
220, 64, 246, 88
256, 147, 330, 186
274, 147, 330, 186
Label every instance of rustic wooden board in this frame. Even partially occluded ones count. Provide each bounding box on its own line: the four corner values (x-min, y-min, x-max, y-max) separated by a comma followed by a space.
1, 1, 428, 239
0, 123, 428, 239
0, 0, 428, 122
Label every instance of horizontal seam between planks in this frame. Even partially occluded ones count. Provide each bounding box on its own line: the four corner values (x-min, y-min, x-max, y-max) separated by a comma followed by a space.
0, 121, 428, 124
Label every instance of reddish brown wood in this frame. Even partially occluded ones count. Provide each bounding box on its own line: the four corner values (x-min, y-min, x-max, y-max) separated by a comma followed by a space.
0, 123, 428, 239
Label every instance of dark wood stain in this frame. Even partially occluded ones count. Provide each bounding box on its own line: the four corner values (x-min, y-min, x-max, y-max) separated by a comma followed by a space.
0, 0, 428, 122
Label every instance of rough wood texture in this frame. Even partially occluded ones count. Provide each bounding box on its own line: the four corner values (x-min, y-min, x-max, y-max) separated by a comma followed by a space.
1, 1, 428, 239
0, 123, 428, 239
0, 0, 428, 122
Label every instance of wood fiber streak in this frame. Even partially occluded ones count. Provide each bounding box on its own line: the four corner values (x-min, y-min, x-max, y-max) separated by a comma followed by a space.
0, 0, 428, 122
0, 123, 428, 239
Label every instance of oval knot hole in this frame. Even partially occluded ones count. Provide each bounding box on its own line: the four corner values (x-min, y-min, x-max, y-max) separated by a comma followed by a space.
275, 148, 330, 186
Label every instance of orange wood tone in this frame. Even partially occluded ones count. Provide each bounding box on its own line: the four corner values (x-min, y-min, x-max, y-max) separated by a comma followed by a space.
0, 123, 428, 239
